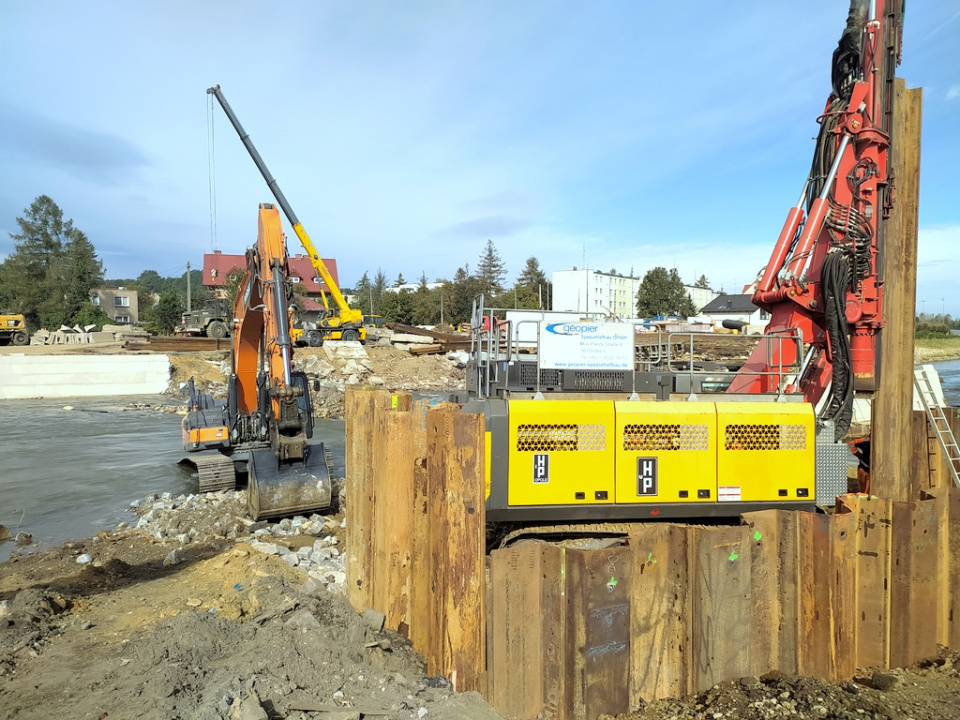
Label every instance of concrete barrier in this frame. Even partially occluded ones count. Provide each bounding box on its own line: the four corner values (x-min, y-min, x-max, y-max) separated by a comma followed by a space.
0, 354, 170, 399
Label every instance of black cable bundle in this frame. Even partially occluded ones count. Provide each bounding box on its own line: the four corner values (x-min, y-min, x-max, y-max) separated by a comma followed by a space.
821, 251, 855, 440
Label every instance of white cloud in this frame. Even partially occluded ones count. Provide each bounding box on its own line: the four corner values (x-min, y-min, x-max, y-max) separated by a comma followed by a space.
946, 85, 960, 101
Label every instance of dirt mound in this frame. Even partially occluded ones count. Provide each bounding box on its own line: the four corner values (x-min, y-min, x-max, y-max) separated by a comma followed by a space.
167, 350, 231, 395
615, 658, 960, 720
0, 526, 502, 720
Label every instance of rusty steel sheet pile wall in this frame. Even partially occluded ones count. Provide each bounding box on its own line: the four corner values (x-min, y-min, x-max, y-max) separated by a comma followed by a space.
489, 491, 960, 720
344, 387, 485, 691
345, 387, 960, 720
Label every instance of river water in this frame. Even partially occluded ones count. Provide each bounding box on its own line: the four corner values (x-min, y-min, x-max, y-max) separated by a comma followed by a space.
2, 362, 959, 562
0, 396, 345, 562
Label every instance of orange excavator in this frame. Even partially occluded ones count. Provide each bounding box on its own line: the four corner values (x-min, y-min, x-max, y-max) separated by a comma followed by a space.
182, 204, 332, 520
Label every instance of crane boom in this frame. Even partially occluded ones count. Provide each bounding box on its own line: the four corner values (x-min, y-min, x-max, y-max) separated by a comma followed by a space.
206, 85, 364, 335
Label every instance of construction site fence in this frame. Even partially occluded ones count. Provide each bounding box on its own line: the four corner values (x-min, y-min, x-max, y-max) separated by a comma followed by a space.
344, 387, 960, 720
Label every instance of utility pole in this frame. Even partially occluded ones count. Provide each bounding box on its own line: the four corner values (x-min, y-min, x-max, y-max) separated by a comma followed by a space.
440, 290, 444, 325
186, 261, 192, 312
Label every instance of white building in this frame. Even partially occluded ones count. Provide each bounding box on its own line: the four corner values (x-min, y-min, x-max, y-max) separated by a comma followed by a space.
551, 269, 720, 318
382, 282, 445, 294
687, 285, 720, 313
551, 270, 641, 319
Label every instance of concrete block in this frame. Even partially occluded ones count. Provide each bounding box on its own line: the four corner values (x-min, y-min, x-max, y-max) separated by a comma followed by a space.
0, 354, 170, 399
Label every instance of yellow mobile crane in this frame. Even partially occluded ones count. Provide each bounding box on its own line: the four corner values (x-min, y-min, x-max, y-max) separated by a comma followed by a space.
207, 85, 365, 344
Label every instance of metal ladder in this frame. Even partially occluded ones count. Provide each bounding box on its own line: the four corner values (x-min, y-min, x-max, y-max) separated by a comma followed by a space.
914, 366, 960, 488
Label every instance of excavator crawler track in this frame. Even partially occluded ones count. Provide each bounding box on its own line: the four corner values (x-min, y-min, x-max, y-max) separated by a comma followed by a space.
193, 454, 237, 493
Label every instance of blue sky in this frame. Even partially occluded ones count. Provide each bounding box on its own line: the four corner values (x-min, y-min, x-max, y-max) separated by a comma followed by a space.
1, 1, 958, 314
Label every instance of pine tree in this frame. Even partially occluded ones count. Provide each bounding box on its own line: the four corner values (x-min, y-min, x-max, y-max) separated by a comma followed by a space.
516, 256, 547, 289
476, 240, 506, 298
61, 229, 105, 327
0, 195, 104, 329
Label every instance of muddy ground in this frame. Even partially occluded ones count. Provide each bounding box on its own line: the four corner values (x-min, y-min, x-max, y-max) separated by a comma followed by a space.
3, 494, 960, 720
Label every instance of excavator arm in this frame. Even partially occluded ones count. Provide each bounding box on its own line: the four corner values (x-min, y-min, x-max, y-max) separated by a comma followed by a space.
728, 0, 903, 441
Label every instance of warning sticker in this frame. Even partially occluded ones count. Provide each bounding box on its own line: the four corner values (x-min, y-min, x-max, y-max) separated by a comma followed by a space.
718, 486, 742, 502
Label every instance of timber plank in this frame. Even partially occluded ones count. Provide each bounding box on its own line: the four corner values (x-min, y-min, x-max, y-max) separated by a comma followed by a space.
628, 524, 692, 703
830, 512, 858, 680
912, 411, 934, 496
796, 512, 840, 679
408, 399, 434, 652
929, 488, 960, 648
345, 388, 377, 611
380, 405, 414, 631
741, 510, 800, 676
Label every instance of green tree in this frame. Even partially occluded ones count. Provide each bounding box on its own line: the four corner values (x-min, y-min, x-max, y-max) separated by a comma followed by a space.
635, 267, 696, 318
377, 288, 414, 324
0, 195, 104, 330
74, 304, 113, 331
135, 269, 166, 294
394, 273, 407, 287
476, 240, 507, 297
694, 274, 711, 289
371, 268, 388, 314
353, 271, 372, 315
148, 290, 185, 335
449, 264, 482, 324
515, 256, 551, 309
60, 229, 105, 327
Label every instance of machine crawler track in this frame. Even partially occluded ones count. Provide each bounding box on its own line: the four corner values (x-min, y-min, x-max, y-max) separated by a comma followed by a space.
193, 454, 237, 493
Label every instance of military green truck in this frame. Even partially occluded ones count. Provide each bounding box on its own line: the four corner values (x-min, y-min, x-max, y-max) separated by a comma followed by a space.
0, 311, 29, 346
177, 299, 232, 339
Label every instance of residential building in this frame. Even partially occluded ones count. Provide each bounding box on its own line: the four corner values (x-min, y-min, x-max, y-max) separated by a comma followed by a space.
551, 269, 719, 319
202, 251, 342, 326
382, 282, 445, 294
687, 285, 721, 313
91, 287, 139, 325
699, 294, 770, 332
202, 250, 341, 298
551, 269, 641, 319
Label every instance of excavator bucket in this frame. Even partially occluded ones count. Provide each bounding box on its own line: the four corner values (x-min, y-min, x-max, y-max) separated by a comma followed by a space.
247, 442, 332, 521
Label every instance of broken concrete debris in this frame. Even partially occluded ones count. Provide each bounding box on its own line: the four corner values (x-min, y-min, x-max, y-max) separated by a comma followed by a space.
131, 488, 348, 594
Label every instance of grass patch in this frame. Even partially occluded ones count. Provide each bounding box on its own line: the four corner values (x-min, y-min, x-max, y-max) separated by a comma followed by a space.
915, 336, 960, 363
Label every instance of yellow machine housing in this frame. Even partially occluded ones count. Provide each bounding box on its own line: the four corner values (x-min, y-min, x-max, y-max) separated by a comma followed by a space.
474, 397, 817, 522
615, 401, 718, 504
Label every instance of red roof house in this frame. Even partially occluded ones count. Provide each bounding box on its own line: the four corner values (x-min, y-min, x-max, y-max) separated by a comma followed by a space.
202, 251, 340, 297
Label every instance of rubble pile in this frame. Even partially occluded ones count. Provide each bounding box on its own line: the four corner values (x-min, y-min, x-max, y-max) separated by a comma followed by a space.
167, 342, 466, 418
130, 487, 348, 595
